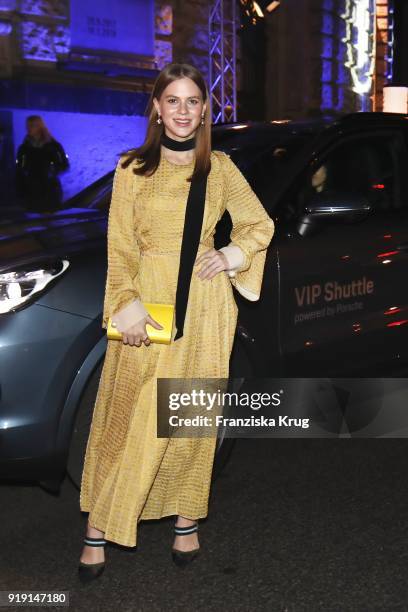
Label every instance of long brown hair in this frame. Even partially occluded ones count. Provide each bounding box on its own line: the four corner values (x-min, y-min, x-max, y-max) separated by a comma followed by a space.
120, 63, 212, 182
26, 115, 53, 144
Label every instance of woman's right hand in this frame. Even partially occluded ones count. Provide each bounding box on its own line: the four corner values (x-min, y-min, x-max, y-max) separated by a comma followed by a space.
122, 314, 164, 347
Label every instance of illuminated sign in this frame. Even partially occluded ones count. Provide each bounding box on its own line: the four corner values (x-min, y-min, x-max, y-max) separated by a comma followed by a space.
341, 0, 376, 96
70, 0, 154, 56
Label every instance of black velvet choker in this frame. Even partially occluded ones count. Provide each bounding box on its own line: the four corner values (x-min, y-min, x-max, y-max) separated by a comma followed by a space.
161, 132, 196, 151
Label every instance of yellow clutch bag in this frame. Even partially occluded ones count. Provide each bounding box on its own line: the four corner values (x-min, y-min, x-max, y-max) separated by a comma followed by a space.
106, 303, 175, 345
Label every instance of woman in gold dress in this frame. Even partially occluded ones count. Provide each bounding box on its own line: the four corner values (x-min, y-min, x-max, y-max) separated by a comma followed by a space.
78, 62, 275, 582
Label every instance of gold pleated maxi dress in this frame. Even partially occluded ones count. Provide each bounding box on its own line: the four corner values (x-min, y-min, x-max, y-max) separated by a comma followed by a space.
79, 149, 275, 547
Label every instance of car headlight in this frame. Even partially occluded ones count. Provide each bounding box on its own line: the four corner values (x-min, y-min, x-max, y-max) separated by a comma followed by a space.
0, 259, 70, 313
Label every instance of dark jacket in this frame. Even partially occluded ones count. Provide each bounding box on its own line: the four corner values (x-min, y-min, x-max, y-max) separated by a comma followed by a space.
16, 137, 69, 212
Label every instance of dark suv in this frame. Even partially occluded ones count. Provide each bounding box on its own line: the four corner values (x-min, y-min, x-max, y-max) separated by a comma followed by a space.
1, 112, 408, 492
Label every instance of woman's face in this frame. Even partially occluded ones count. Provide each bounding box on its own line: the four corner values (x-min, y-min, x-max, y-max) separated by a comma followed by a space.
153, 77, 206, 141
27, 120, 42, 139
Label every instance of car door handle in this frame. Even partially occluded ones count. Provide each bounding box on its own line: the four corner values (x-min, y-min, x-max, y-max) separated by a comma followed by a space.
397, 242, 408, 252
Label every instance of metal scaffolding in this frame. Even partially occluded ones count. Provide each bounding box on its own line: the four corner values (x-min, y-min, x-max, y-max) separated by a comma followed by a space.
208, 0, 237, 123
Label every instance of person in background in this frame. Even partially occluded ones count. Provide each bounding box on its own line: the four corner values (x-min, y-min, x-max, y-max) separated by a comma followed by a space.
15, 115, 69, 213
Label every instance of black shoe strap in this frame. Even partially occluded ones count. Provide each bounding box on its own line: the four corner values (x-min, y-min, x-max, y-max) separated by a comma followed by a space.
83, 537, 106, 546
174, 524, 198, 535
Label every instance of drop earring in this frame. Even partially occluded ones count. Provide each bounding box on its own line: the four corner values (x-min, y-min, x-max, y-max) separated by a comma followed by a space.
200, 113, 205, 126
157, 113, 162, 124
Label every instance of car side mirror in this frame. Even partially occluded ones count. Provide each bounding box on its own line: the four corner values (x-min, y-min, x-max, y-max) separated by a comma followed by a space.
297, 193, 372, 237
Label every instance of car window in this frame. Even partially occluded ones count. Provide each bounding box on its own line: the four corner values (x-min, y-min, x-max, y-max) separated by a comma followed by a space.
288, 131, 406, 220
230, 134, 313, 208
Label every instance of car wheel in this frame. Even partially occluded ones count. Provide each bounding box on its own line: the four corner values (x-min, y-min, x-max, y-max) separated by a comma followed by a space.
212, 437, 236, 481
66, 360, 103, 490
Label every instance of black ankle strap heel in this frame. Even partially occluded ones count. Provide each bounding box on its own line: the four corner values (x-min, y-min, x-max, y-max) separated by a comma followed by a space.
78, 536, 107, 584
172, 522, 200, 568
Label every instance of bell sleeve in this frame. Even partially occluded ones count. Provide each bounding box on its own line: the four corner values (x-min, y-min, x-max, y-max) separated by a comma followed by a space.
218, 152, 275, 301
102, 157, 148, 332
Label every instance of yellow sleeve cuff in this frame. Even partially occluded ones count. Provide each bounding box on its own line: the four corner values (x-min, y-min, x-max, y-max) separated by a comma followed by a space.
111, 299, 148, 332
218, 244, 246, 278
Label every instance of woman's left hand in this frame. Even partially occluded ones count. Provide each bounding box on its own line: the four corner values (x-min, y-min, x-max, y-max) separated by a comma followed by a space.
195, 248, 229, 280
